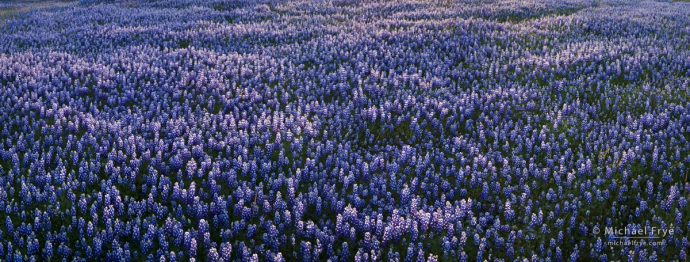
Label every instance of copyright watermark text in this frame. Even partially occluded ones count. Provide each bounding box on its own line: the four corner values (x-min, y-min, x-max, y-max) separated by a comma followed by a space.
592, 226, 672, 247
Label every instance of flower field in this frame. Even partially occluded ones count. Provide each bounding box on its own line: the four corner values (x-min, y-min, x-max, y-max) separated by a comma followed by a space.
0, 0, 689, 260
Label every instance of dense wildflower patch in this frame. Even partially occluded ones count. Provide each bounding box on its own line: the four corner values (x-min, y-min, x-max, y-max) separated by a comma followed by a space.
0, 0, 689, 261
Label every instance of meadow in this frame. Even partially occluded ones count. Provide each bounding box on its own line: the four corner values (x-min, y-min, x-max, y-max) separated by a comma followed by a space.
0, 0, 689, 261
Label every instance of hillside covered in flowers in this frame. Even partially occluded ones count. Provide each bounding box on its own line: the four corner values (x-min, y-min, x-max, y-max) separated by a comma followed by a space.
1, 0, 689, 261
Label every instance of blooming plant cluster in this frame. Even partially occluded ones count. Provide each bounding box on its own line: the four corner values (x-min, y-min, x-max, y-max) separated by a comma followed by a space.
1, 0, 689, 261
